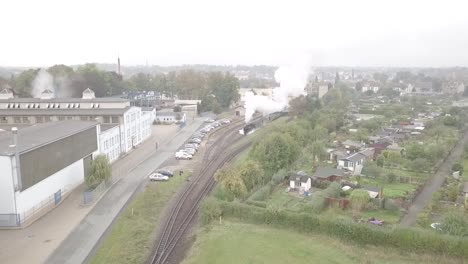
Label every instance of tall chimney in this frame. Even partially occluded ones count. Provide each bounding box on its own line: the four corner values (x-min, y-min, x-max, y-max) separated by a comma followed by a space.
117, 56, 121, 76
11, 127, 22, 190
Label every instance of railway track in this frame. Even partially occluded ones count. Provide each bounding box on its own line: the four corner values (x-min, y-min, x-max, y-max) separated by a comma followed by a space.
148, 117, 256, 264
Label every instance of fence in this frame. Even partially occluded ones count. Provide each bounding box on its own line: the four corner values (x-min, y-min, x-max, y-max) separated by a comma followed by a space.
0, 186, 73, 228
83, 180, 112, 205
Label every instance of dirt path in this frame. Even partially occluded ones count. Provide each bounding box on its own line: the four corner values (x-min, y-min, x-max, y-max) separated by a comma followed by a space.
400, 129, 468, 226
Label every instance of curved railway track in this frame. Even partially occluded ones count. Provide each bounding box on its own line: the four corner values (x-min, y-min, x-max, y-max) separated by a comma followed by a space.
148, 117, 258, 264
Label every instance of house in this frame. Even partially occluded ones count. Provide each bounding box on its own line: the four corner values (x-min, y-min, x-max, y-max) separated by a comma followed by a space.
463, 182, 468, 199
313, 167, 345, 182
338, 152, 366, 172
364, 186, 382, 199
289, 172, 311, 193
341, 139, 364, 152
386, 143, 405, 154
155, 112, 186, 124
328, 148, 348, 162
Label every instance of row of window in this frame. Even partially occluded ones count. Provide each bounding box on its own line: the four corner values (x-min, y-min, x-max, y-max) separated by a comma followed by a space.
6, 103, 100, 109
0, 115, 120, 124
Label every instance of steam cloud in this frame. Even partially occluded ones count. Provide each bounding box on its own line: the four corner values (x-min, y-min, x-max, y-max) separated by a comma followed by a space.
32, 69, 54, 98
244, 63, 310, 122
31, 69, 74, 98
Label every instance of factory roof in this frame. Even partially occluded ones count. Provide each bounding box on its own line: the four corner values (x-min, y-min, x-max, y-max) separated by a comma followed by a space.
0, 121, 97, 156
0, 107, 130, 116
0, 97, 129, 103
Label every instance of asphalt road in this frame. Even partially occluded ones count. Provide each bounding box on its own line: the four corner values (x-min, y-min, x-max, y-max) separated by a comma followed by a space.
46, 119, 204, 264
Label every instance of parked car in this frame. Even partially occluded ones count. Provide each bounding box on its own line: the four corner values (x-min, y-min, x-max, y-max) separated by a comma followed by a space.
185, 143, 199, 150
175, 152, 192, 160
188, 138, 202, 144
149, 173, 169, 181
157, 169, 174, 177
205, 118, 216, 123
182, 148, 196, 155
221, 119, 231, 124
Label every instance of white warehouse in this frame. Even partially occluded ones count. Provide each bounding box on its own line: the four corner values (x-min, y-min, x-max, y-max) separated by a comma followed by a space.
0, 121, 99, 228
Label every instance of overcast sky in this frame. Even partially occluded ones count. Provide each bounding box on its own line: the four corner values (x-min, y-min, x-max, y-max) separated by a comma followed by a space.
1, 0, 468, 67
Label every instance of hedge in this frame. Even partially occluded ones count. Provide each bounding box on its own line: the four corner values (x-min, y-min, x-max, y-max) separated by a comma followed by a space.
203, 200, 468, 258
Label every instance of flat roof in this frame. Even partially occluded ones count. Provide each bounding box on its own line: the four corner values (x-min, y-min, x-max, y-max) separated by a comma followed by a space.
0, 120, 97, 156
0, 107, 130, 116
0, 97, 129, 103
156, 111, 179, 117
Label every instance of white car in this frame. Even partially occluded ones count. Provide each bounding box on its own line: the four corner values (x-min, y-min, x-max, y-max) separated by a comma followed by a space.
149, 173, 169, 181
221, 119, 231, 124
175, 151, 192, 160
183, 148, 196, 155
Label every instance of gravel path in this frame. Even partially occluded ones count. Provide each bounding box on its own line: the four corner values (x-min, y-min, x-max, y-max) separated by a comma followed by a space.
400, 130, 468, 227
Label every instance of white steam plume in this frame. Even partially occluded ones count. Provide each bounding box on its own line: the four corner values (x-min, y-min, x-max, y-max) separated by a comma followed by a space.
244, 62, 310, 122
32, 69, 54, 98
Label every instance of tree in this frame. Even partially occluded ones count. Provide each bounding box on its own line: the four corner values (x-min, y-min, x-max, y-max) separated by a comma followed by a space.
239, 160, 264, 190
250, 132, 300, 174
405, 144, 425, 160
173, 105, 182, 112
289, 95, 308, 116
14, 68, 39, 97
85, 155, 112, 189
362, 162, 382, 178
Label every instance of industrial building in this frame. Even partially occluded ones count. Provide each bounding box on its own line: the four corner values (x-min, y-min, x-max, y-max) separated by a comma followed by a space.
0, 121, 99, 227
0, 88, 155, 163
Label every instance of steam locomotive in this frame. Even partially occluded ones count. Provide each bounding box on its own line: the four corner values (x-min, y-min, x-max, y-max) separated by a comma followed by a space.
240, 111, 288, 135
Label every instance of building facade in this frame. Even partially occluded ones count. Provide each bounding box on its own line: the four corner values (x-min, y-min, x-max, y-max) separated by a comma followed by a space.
0, 88, 153, 163
0, 121, 99, 227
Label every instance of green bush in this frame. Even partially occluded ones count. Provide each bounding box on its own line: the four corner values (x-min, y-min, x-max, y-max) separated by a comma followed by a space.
384, 172, 397, 183
85, 155, 111, 189
199, 197, 222, 226
439, 212, 468, 237
249, 184, 273, 201
416, 209, 432, 228
271, 169, 287, 184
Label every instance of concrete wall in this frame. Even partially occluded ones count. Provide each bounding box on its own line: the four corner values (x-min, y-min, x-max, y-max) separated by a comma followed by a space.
0, 156, 15, 214
15, 158, 84, 214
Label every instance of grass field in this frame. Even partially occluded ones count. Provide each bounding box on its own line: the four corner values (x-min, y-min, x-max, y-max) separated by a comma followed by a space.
182, 221, 462, 264
357, 176, 418, 199
89, 171, 190, 264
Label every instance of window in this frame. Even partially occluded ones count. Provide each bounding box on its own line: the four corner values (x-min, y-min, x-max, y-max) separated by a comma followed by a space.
0, 117, 7, 124
95, 103, 99, 108
14, 117, 21, 123
36, 116, 43, 123
67, 116, 73, 120
103, 116, 110, 123
45, 116, 51, 122
7, 104, 10, 109
16, 104, 20, 108
80, 116, 87, 121
27, 104, 31, 109
58, 116, 65, 121
46, 103, 50, 108
76, 104, 80, 108
22, 116, 29, 123
111, 116, 119, 123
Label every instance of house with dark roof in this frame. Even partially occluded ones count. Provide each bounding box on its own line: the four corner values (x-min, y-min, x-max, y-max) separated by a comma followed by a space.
289, 172, 311, 193
338, 152, 367, 172
342, 139, 364, 152
313, 167, 345, 182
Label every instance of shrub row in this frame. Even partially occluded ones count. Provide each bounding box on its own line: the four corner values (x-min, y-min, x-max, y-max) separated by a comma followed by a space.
203, 200, 468, 258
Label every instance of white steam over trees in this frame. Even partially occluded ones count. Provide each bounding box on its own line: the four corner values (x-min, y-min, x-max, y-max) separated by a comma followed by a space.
244, 64, 310, 122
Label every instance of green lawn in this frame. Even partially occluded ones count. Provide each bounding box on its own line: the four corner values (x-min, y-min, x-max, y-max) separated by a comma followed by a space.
357, 177, 418, 199
90, 171, 190, 264
182, 221, 461, 264
267, 186, 309, 212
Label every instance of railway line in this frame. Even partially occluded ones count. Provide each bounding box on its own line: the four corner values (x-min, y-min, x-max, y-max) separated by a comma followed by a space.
148, 117, 257, 264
